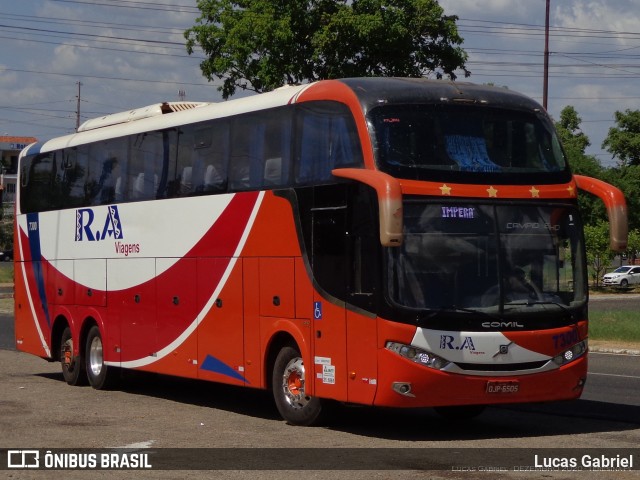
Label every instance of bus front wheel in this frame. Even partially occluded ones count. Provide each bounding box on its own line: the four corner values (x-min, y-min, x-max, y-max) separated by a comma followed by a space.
60, 326, 86, 386
272, 345, 324, 426
85, 326, 117, 390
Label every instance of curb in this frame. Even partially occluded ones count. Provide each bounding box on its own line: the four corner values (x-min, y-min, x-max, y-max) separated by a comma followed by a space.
590, 346, 640, 356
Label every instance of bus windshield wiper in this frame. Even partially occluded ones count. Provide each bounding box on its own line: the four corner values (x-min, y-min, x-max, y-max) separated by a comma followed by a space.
505, 300, 574, 319
421, 305, 502, 322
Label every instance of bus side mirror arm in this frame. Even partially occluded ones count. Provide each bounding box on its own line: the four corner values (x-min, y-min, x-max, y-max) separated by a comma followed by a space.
574, 174, 628, 252
332, 168, 403, 247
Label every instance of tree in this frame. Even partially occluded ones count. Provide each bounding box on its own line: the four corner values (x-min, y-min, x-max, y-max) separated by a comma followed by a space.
583, 221, 613, 287
626, 229, 640, 265
556, 105, 590, 156
185, 0, 469, 99
554, 106, 606, 226
604, 164, 640, 232
602, 109, 640, 166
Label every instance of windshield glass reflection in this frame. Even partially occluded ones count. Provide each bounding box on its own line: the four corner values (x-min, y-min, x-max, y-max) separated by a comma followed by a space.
387, 202, 586, 314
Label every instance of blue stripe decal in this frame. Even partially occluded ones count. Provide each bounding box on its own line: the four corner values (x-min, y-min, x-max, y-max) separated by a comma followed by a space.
26, 212, 51, 327
200, 355, 248, 384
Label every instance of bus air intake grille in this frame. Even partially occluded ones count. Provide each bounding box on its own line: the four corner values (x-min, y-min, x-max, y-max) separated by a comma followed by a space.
454, 360, 548, 372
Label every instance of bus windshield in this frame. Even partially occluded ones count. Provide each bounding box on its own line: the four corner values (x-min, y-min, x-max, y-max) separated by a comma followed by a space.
387, 202, 586, 314
370, 105, 568, 182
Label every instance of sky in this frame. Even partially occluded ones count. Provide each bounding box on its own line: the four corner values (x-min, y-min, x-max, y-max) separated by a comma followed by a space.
1, 0, 639, 168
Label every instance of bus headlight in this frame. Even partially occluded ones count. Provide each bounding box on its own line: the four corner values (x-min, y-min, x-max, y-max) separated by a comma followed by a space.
552, 339, 588, 366
385, 342, 450, 370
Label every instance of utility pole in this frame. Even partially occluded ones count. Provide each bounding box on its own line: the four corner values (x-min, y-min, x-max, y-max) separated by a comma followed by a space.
543, 0, 550, 110
76, 81, 83, 131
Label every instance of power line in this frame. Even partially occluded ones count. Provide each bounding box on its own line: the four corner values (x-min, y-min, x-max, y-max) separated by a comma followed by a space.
0, 12, 183, 35
458, 18, 640, 39
0, 66, 217, 88
0, 34, 204, 59
48, 0, 199, 13
0, 23, 185, 47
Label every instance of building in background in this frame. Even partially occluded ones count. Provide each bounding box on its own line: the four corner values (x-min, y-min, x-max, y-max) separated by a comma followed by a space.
0, 136, 36, 216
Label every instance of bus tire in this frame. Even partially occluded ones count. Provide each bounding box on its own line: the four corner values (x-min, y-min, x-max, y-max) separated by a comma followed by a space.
60, 326, 87, 386
434, 405, 486, 420
272, 345, 324, 426
85, 325, 117, 390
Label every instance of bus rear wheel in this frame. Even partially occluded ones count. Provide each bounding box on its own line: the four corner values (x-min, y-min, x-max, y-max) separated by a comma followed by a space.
85, 326, 117, 390
272, 345, 324, 426
60, 326, 87, 386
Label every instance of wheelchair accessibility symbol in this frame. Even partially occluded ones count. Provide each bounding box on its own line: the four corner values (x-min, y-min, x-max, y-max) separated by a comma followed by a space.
314, 302, 322, 320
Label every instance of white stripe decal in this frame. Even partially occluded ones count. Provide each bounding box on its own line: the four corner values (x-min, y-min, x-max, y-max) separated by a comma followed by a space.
17, 219, 51, 357
110, 191, 265, 369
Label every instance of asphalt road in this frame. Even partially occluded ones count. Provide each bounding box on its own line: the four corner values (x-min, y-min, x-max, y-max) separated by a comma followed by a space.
1, 348, 639, 480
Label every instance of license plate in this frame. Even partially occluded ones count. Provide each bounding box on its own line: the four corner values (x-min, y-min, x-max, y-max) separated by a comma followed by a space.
486, 380, 519, 394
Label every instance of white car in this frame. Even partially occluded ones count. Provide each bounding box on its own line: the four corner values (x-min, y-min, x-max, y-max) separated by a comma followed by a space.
602, 265, 640, 287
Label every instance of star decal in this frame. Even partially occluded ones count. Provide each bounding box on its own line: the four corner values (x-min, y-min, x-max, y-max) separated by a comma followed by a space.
529, 186, 540, 198
487, 186, 498, 197
567, 185, 575, 196
440, 184, 452, 195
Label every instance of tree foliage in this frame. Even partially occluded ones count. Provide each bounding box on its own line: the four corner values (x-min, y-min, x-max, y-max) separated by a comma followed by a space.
604, 165, 640, 232
555, 106, 640, 267
627, 228, 640, 264
599, 109, 640, 242
555, 106, 606, 226
556, 105, 590, 156
602, 109, 640, 166
185, 0, 469, 99
583, 221, 613, 286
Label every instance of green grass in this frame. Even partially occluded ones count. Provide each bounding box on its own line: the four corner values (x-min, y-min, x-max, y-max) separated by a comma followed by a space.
589, 311, 640, 343
0, 263, 13, 284
0, 297, 12, 314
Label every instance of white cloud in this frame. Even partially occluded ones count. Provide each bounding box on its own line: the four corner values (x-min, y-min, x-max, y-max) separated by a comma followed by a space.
50, 44, 89, 72
0, 66, 18, 88
555, 0, 640, 41
439, 0, 541, 22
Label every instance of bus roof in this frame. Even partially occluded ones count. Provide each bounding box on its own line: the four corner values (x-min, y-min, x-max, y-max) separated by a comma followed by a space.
24, 78, 543, 156
339, 77, 544, 114
26, 84, 312, 155
76, 102, 209, 132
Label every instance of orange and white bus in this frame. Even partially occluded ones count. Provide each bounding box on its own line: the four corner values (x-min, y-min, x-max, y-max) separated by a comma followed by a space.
15, 78, 627, 425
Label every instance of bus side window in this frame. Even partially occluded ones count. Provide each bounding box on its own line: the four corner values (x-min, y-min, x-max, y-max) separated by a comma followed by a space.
229, 118, 257, 191
98, 157, 120, 204
263, 109, 292, 188
298, 110, 328, 183
181, 121, 229, 195
228, 108, 293, 192
86, 138, 127, 205
203, 122, 229, 193
176, 127, 199, 195
330, 115, 362, 169
62, 148, 88, 208
21, 152, 56, 213
130, 134, 161, 201
296, 102, 363, 185
192, 125, 214, 193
